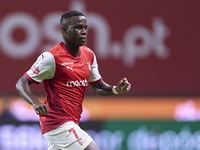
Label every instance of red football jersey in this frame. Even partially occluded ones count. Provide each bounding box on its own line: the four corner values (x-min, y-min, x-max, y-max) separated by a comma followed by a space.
25, 42, 102, 134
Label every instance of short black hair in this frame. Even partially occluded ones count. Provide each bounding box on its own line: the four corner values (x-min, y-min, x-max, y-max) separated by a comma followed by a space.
60, 10, 84, 25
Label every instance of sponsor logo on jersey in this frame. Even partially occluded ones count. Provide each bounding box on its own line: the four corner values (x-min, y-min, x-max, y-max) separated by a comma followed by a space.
61, 62, 74, 71
61, 62, 74, 65
66, 66, 73, 71
66, 79, 88, 87
38, 54, 46, 61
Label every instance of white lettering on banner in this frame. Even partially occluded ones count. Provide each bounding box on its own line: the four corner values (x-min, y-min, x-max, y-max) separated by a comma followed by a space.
127, 125, 198, 150
86, 127, 200, 150
1, 124, 200, 150
0, 12, 40, 59
86, 129, 125, 150
42, 12, 63, 52
72, 1, 170, 66
123, 17, 170, 67
0, 124, 48, 150
0, 1, 170, 67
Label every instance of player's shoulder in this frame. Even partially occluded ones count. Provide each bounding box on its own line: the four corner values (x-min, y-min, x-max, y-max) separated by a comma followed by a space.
47, 42, 62, 55
80, 46, 95, 56
36, 51, 54, 65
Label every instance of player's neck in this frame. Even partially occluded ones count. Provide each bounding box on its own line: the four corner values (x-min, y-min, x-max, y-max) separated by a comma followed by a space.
63, 42, 80, 57
69, 47, 79, 57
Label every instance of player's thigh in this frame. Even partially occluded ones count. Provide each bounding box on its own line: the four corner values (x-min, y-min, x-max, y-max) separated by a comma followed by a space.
47, 142, 60, 150
84, 140, 100, 150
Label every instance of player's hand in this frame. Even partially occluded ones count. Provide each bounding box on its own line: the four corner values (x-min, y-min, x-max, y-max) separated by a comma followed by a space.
33, 101, 49, 115
116, 78, 131, 94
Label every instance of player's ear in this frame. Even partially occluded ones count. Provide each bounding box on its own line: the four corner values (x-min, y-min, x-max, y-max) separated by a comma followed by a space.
61, 27, 66, 32
61, 26, 68, 35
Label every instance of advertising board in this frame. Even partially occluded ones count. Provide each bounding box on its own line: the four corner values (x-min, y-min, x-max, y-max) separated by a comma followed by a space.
0, 0, 199, 95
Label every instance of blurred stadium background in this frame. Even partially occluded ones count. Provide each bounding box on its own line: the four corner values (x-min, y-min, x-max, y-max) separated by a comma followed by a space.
0, 0, 200, 150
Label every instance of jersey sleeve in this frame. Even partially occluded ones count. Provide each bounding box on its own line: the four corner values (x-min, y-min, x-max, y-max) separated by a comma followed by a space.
88, 53, 102, 83
25, 52, 55, 83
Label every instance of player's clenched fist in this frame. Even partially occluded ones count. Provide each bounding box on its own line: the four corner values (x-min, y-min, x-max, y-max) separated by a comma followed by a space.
33, 101, 49, 115
116, 78, 131, 93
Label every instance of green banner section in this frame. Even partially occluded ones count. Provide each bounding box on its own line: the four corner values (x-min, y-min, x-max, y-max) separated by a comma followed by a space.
99, 120, 200, 150
1, 120, 200, 150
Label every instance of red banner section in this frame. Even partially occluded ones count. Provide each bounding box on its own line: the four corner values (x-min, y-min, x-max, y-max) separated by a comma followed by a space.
0, 0, 199, 95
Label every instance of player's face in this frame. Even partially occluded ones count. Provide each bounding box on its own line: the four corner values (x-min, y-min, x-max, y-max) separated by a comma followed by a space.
64, 16, 88, 47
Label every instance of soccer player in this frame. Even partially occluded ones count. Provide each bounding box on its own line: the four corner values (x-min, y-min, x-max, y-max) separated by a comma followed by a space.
16, 10, 131, 150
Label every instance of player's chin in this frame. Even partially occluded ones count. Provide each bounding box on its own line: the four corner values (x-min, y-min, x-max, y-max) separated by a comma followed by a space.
78, 42, 85, 47
78, 39, 86, 45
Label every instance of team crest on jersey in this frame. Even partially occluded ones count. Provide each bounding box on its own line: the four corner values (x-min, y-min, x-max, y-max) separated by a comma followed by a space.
87, 62, 91, 71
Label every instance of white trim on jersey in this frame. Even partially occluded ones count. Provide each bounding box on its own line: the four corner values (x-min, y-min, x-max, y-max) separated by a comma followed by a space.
26, 52, 55, 83
88, 53, 102, 82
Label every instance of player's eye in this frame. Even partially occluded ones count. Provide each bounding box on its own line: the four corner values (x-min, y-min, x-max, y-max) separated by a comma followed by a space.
76, 26, 82, 29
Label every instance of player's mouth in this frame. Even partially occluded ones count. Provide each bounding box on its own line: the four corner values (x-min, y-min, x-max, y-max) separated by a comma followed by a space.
79, 38, 86, 42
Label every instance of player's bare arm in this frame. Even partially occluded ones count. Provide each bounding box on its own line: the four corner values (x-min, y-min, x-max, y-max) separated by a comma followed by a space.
91, 77, 131, 96
16, 75, 49, 115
